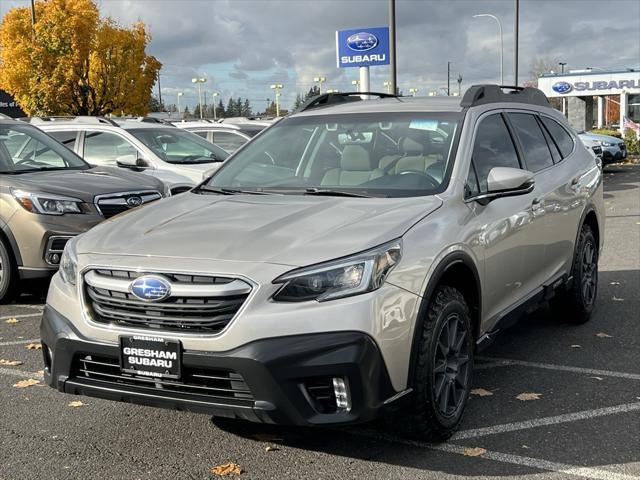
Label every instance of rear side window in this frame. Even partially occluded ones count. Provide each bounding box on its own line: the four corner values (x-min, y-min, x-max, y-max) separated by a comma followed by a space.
540, 116, 574, 158
47, 130, 78, 150
212, 131, 247, 153
83, 131, 137, 166
508, 113, 554, 172
469, 114, 520, 193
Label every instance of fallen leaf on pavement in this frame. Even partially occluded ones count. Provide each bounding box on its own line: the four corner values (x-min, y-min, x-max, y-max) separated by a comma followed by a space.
470, 388, 493, 397
13, 378, 40, 388
264, 446, 279, 452
0, 359, 23, 366
570, 344, 581, 348
463, 447, 486, 457
26, 343, 42, 350
595, 332, 613, 338
589, 376, 603, 381
5, 318, 19, 324
516, 392, 542, 401
521, 445, 530, 449
209, 463, 243, 476
68, 401, 85, 408
609, 281, 621, 285
612, 296, 624, 302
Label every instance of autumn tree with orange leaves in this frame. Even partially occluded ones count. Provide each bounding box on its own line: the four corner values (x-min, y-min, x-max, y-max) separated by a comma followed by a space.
0, 0, 161, 116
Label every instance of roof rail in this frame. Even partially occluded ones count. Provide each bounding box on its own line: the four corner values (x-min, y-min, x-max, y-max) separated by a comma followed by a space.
461, 84, 550, 108
20, 116, 120, 126
295, 91, 401, 113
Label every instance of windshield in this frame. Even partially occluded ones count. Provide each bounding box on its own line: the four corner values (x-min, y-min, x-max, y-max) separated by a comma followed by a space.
205, 112, 461, 197
0, 123, 89, 173
129, 128, 230, 164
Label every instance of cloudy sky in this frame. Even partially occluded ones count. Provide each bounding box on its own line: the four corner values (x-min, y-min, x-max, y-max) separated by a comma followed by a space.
1, 0, 639, 111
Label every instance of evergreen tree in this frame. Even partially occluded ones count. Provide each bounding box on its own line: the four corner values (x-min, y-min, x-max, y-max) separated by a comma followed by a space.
293, 93, 304, 110
226, 98, 236, 117
242, 99, 252, 117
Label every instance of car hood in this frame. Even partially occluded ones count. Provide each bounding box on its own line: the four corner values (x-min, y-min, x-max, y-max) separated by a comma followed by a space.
167, 162, 224, 183
579, 133, 622, 144
6, 166, 163, 202
79, 192, 442, 267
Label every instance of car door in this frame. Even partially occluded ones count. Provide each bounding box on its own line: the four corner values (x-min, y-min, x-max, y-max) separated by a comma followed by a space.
504, 111, 557, 294
465, 112, 540, 326
82, 129, 140, 167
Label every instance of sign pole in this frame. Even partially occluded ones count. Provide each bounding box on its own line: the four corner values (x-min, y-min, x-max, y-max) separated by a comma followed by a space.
389, 0, 397, 95
359, 67, 370, 95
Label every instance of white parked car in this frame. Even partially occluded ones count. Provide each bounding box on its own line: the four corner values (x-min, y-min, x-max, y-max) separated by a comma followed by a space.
32, 117, 229, 194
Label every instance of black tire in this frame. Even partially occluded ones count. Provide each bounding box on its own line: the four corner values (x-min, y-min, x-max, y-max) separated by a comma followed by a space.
551, 224, 598, 324
0, 237, 19, 304
396, 286, 474, 441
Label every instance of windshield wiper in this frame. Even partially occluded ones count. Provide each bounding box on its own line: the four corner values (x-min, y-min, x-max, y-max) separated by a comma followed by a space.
304, 188, 372, 198
196, 186, 271, 195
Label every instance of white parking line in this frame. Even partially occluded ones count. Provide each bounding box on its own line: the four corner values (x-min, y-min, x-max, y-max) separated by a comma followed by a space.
453, 402, 640, 439
0, 312, 42, 321
345, 429, 639, 480
8, 304, 44, 310
0, 338, 40, 346
477, 356, 640, 380
435, 443, 640, 480
0, 367, 44, 379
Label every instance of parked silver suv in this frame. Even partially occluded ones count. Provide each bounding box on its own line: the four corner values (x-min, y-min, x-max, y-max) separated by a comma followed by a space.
41, 86, 603, 441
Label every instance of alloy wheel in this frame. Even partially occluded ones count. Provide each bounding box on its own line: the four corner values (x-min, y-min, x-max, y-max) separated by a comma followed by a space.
432, 312, 471, 417
581, 240, 597, 306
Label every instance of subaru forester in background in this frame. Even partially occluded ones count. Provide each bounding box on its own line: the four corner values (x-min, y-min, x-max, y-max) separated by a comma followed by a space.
0, 118, 166, 302
41, 86, 603, 441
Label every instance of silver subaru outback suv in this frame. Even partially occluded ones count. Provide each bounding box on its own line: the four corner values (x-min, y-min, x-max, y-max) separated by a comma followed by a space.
41, 86, 603, 441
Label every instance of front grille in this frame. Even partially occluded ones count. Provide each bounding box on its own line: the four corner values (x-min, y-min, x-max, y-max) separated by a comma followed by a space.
619, 143, 626, 151
73, 354, 253, 403
83, 269, 251, 333
95, 190, 162, 218
592, 145, 603, 156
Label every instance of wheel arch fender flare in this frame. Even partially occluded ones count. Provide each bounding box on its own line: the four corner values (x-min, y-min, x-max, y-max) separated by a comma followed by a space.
0, 219, 22, 266
406, 251, 481, 388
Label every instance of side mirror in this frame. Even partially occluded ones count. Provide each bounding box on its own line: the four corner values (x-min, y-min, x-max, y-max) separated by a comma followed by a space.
116, 153, 149, 169
470, 167, 535, 204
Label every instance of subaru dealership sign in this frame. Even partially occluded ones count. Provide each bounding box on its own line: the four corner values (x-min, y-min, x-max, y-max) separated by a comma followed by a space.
336, 27, 390, 68
538, 71, 640, 97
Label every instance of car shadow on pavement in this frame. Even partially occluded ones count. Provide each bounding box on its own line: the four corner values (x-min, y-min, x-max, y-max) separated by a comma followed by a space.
212, 269, 639, 476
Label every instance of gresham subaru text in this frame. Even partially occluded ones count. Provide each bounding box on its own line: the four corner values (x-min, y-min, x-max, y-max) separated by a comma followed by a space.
41, 85, 603, 441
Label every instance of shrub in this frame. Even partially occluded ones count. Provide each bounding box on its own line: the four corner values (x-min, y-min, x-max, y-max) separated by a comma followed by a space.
589, 128, 622, 138
623, 129, 640, 156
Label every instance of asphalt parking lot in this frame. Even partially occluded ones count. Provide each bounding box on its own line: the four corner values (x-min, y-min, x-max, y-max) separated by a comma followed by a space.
1, 164, 638, 480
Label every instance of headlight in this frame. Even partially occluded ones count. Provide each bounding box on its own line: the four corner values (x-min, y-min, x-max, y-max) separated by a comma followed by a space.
601, 141, 615, 147
59, 236, 79, 285
272, 240, 402, 302
12, 189, 83, 215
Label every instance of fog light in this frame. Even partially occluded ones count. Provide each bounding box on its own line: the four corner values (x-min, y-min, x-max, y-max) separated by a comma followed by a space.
49, 253, 61, 264
332, 377, 351, 412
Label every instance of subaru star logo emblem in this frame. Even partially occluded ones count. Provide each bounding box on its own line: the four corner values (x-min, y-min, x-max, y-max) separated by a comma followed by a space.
126, 196, 143, 207
347, 32, 378, 51
552, 81, 573, 94
130, 276, 171, 302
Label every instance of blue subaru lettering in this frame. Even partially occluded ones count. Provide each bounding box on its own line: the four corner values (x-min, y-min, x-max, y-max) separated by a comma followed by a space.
130, 276, 171, 301
552, 81, 573, 94
347, 32, 378, 52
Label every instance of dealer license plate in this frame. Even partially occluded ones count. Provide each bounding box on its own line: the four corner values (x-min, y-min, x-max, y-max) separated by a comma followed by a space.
120, 335, 181, 379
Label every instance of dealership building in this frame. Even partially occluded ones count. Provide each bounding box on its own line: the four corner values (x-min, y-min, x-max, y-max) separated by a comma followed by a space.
538, 68, 640, 132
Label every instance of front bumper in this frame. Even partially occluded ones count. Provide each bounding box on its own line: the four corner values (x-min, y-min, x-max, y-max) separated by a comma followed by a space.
602, 145, 627, 164
40, 305, 397, 426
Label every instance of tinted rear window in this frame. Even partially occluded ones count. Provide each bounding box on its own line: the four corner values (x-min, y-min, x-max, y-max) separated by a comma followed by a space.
508, 113, 554, 172
540, 116, 574, 158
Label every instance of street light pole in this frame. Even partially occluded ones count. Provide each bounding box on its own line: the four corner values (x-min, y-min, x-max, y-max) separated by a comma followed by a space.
30, 0, 36, 28
514, 0, 520, 86
559, 62, 567, 74
472, 14, 504, 85
383, 81, 391, 94
212, 92, 219, 120
447, 62, 451, 96
270, 84, 283, 117
191, 77, 207, 119
177, 92, 183, 118
457, 74, 463, 96
313, 76, 326, 94
388, 0, 397, 95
